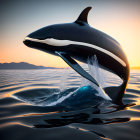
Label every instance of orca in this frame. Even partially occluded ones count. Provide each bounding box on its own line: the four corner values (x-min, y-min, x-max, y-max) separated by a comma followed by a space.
23, 7, 130, 104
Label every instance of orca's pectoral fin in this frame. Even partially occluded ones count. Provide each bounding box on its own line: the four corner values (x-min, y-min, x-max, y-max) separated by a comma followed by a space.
56, 52, 99, 87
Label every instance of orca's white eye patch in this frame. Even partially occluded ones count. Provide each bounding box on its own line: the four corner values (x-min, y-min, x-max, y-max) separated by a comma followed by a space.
43, 38, 70, 46
24, 37, 70, 46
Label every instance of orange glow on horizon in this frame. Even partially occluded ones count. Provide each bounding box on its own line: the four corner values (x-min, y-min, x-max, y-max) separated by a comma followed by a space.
0, 2, 140, 68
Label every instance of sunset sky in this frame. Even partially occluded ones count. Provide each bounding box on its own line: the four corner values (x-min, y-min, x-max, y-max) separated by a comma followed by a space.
0, 0, 140, 68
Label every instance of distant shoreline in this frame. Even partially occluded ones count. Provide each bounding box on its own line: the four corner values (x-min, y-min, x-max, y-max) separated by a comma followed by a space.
0, 68, 63, 70
0, 62, 64, 70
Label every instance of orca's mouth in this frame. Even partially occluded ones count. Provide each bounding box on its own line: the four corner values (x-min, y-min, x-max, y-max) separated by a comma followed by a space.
23, 37, 48, 49
23, 37, 57, 54
23, 39, 41, 48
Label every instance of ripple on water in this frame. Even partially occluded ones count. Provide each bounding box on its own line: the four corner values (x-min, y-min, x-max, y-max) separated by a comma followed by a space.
0, 69, 140, 140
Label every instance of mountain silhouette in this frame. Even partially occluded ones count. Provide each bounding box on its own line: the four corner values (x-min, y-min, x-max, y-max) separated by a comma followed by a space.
0, 62, 57, 69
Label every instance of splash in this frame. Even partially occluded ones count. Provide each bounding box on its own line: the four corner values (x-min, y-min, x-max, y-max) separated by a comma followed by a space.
13, 56, 111, 107
57, 55, 111, 104
81, 55, 111, 100
59, 68, 68, 91
88, 55, 104, 86
81, 55, 103, 87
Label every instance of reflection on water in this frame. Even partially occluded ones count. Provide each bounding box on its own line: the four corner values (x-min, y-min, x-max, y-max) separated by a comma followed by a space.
0, 69, 140, 140
34, 111, 131, 128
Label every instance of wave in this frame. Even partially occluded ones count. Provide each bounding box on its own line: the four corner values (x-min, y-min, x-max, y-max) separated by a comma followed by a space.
13, 85, 107, 110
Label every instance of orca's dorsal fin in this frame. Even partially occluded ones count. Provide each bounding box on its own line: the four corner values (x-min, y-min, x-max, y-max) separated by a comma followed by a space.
75, 7, 92, 24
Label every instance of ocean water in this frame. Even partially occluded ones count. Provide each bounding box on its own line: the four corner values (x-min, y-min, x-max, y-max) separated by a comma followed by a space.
0, 68, 140, 140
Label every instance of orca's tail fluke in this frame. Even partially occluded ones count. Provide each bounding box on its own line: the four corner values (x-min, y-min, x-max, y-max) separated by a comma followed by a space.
103, 81, 128, 105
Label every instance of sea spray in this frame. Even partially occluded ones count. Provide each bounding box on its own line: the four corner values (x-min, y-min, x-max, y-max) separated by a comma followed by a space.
81, 55, 111, 100
25, 56, 111, 107
59, 68, 68, 91
88, 55, 104, 87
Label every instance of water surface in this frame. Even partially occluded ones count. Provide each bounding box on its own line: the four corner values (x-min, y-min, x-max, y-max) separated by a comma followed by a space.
0, 69, 140, 140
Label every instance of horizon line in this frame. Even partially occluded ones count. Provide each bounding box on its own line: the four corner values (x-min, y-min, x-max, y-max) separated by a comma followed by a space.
0, 61, 140, 69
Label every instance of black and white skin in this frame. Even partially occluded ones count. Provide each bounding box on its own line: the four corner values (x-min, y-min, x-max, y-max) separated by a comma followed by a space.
23, 7, 130, 104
